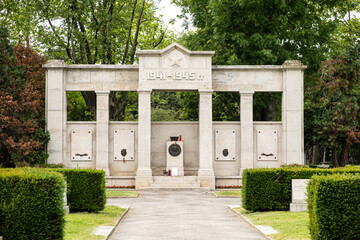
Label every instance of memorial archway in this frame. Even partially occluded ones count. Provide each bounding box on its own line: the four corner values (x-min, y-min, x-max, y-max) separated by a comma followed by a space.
44, 43, 306, 190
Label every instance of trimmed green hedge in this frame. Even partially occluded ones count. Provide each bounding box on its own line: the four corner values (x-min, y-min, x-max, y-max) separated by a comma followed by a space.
54, 169, 106, 212
0, 168, 65, 239
242, 167, 360, 211
308, 174, 360, 240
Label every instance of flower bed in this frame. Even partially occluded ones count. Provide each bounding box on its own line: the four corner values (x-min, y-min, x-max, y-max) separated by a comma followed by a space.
106, 185, 135, 189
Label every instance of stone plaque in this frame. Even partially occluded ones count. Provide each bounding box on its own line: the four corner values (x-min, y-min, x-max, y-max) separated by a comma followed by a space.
114, 130, 135, 161
257, 129, 278, 161
71, 130, 92, 161
290, 179, 309, 212
215, 130, 236, 161
292, 179, 309, 204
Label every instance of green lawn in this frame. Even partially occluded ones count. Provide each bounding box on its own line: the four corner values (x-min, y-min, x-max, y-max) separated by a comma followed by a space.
64, 206, 126, 240
215, 190, 242, 196
234, 207, 310, 240
106, 190, 139, 198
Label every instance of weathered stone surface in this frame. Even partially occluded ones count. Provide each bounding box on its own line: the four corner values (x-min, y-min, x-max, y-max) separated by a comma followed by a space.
290, 179, 309, 212
44, 42, 306, 188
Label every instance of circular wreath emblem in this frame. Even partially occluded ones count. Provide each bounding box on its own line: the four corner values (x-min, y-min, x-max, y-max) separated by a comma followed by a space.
168, 143, 182, 157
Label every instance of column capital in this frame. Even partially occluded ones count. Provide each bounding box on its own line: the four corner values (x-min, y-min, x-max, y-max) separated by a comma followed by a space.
282, 60, 307, 70
95, 90, 110, 95
198, 89, 213, 94
43, 60, 68, 69
137, 89, 152, 94
239, 91, 254, 95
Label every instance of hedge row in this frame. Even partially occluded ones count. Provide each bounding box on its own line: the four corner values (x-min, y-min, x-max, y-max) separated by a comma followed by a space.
54, 169, 106, 212
242, 167, 360, 211
0, 168, 65, 239
308, 174, 360, 240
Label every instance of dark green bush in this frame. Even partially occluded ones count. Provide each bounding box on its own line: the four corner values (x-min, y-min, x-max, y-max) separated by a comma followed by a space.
308, 174, 360, 240
0, 168, 65, 239
54, 169, 106, 212
242, 167, 360, 211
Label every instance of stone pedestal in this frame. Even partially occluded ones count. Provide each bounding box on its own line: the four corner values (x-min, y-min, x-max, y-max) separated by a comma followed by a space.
240, 91, 254, 175
44, 60, 67, 164
64, 182, 69, 214
166, 141, 184, 176
290, 179, 309, 212
95, 91, 110, 175
135, 90, 153, 189
198, 90, 215, 190
282, 61, 306, 165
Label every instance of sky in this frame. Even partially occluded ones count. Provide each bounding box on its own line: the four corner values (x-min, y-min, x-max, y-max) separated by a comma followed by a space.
155, 0, 189, 32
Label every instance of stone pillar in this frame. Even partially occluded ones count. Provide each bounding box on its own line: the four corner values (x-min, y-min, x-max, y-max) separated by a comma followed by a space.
95, 91, 110, 175
240, 91, 254, 175
135, 89, 153, 189
198, 89, 215, 190
282, 60, 306, 165
44, 60, 67, 164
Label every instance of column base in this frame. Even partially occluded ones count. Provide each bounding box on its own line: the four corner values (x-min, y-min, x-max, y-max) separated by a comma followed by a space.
135, 176, 153, 190
135, 169, 153, 190
198, 176, 215, 190
198, 169, 215, 190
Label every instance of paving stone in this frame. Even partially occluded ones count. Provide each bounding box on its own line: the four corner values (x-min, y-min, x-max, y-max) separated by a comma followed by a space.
108, 191, 267, 240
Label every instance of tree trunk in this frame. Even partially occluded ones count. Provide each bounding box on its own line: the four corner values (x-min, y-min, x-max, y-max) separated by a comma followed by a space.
332, 145, 338, 167
81, 91, 96, 119
339, 140, 350, 167
312, 145, 320, 165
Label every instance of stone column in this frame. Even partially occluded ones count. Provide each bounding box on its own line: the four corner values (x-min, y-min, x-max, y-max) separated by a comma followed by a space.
44, 60, 67, 164
135, 89, 152, 189
95, 91, 110, 175
240, 91, 254, 175
198, 89, 215, 190
282, 60, 306, 165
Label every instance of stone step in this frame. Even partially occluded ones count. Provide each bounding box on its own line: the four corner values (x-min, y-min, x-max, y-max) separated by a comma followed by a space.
140, 187, 210, 191
152, 176, 198, 184
149, 182, 201, 188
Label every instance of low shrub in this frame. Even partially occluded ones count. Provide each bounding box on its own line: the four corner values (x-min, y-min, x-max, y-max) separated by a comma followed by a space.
54, 169, 106, 212
0, 168, 65, 239
242, 167, 360, 211
308, 174, 360, 240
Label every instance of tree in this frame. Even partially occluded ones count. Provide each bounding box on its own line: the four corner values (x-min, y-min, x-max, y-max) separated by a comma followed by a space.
311, 44, 360, 167
0, 27, 48, 167
1, 0, 174, 121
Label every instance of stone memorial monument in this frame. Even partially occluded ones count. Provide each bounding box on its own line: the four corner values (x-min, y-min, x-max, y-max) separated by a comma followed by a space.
43, 43, 306, 190
290, 179, 309, 212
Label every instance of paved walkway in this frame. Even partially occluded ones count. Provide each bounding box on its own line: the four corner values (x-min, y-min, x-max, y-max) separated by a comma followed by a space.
107, 191, 266, 240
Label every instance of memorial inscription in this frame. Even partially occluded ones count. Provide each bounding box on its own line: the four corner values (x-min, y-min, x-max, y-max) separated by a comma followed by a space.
146, 71, 205, 81
290, 179, 309, 212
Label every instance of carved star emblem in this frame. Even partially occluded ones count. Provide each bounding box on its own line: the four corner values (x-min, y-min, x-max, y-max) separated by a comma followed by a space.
168, 57, 183, 68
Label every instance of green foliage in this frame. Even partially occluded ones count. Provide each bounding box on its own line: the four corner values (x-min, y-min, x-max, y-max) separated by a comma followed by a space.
110, 91, 138, 121
212, 92, 239, 121
242, 167, 360, 211
0, 27, 49, 167
308, 174, 360, 239
0, 168, 65, 239
54, 169, 106, 212
67, 91, 95, 121
309, 43, 360, 166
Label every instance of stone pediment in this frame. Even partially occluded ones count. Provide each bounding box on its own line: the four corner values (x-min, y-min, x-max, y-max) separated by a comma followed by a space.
136, 43, 214, 90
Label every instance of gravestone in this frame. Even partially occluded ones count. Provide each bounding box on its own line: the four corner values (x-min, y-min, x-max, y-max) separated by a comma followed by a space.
64, 182, 69, 214
290, 179, 309, 212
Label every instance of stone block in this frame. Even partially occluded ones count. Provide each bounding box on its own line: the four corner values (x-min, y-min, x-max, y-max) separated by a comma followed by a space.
290, 179, 309, 212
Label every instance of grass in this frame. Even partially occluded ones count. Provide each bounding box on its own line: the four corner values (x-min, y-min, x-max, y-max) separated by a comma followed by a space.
64, 205, 126, 240
234, 207, 310, 240
215, 190, 242, 196
106, 190, 139, 198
